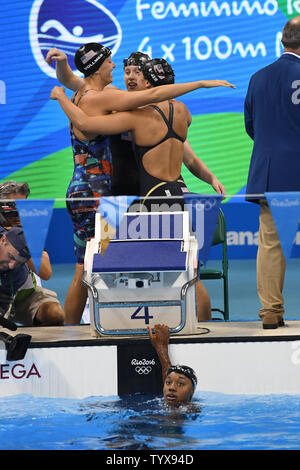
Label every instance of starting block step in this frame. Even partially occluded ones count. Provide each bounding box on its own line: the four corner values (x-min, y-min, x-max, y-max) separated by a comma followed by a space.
92, 240, 187, 273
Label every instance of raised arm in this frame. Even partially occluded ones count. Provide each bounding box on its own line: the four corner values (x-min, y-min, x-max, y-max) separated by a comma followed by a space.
51, 75, 235, 133
46, 48, 84, 91
147, 324, 172, 382
50, 86, 135, 135
100, 79, 235, 113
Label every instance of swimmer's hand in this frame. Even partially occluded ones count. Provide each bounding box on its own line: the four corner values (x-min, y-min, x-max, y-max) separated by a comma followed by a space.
50, 86, 66, 100
45, 48, 67, 65
46, 48, 83, 92
211, 176, 226, 198
148, 324, 172, 377
147, 324, 170, 351
201, 80, 235, 89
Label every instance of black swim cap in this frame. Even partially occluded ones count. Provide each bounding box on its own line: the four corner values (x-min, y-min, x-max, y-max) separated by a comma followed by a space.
167, 365, 197, 391
75, 43, 111, 77
142, 58, 175, 87
123, 51, 151, 68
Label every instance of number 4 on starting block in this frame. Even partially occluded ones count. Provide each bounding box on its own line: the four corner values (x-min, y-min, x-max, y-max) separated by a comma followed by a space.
131, 306, 153, 324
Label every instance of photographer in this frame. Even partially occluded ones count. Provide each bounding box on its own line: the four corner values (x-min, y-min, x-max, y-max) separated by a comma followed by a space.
0, 225, 31, 315
0, 181, 65, 326
0, 224, 33, 359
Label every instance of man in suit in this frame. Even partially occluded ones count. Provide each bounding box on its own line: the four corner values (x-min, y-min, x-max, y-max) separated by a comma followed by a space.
244, 17, 300, 329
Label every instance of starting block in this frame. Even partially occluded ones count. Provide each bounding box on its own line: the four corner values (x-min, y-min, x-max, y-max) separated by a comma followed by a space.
83, 210, 199, 337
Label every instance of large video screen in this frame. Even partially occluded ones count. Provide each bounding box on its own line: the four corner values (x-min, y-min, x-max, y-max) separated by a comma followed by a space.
0, 1, 293, 206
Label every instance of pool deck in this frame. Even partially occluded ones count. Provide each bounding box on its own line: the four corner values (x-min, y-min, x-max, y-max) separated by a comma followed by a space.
3, 321, 300, 398
16, 320, 300, 347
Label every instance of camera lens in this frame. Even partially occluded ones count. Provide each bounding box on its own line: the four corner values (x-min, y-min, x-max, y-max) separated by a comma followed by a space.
136, 280, 144, 288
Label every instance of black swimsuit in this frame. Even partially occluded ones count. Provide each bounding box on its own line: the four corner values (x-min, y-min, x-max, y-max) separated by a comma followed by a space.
133, 102, 189, 211
109, 133, 139, 196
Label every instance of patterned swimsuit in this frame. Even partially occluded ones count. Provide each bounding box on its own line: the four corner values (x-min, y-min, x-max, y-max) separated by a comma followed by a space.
67, 89, 113, 263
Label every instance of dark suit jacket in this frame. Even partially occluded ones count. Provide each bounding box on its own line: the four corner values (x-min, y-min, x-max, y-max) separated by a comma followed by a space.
245, 53, 300, 200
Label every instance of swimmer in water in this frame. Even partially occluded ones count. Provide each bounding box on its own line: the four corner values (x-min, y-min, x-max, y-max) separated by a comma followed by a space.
147, 324, 197, 407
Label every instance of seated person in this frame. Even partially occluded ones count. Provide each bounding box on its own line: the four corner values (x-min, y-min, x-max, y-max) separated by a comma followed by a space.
0, 181, 65, 326
0, 225, 31, 325
0, 225, 30, 272
148, 324, 197, 407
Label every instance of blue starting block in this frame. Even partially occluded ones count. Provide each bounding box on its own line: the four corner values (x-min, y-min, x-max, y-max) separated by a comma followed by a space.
83, 210, 199, 337
92, 240, 187, 273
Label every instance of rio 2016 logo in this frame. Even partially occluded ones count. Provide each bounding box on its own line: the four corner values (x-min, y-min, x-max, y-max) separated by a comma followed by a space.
29, 0, 122, 79
131, 358, 156, 375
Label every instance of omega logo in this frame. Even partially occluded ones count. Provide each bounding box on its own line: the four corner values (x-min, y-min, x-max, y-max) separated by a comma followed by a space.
0, 363, 41, 379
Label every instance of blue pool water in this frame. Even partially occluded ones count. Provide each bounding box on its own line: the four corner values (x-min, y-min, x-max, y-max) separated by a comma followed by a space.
1, 392, 300, 450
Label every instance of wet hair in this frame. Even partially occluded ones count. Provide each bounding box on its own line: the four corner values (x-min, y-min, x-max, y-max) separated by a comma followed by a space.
142, 58, 175, 87
167, 365, 197, 391
282, 19, 300, 49
123, 51, 151, 69
0, 181, 30, 198
75, 43, 111, 77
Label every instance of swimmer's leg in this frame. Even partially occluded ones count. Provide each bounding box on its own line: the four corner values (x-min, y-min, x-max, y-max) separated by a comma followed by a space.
64, 263, 88, 324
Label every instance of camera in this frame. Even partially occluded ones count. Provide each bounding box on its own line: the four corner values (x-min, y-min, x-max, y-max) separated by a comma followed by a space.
0, 201, 20, 227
